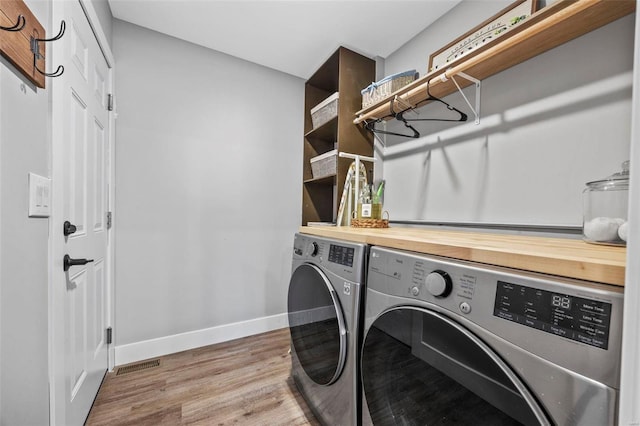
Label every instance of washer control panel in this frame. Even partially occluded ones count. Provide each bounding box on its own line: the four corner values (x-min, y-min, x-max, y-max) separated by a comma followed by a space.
366, 245, 624, 393
493, 280, 612, 350
367, 245, 623, 353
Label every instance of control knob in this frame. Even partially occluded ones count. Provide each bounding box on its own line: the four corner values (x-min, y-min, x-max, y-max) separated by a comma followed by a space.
306, 242, 319, 257
425, 270, 452, 298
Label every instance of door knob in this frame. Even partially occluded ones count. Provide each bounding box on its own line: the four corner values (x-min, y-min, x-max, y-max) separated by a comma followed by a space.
63, 254, 94, 272
63, 221, 77, 236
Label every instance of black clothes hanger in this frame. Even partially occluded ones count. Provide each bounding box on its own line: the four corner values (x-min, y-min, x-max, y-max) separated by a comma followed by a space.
364, 116, 420, 139
401, 80, 468, 123
363, 79, 468, 139
363, 99, 421, 139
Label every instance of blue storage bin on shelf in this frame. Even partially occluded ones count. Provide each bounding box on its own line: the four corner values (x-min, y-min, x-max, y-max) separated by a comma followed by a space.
360, 70, 418, 109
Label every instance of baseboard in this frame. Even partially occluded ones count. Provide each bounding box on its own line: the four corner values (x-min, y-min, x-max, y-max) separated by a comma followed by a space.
114, 313, 289, 366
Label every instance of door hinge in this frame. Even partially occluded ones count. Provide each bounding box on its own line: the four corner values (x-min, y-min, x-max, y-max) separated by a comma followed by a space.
106, 211, 112, 229
106, 327, 113, 345
107, 94, 114, 111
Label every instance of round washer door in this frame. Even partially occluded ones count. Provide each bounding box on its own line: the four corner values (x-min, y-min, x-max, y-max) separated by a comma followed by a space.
288, 263, 347, 386
361, 307, 551, 426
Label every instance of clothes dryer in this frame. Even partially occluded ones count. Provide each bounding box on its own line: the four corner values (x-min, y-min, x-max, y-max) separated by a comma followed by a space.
361, 246, 623, 425
288, 233, 367, 425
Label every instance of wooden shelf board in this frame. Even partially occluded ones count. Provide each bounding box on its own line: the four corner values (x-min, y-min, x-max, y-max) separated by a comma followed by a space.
305, 117, 338, 141
354, 0, 636, 124
304, 175, 335, 185
300, 225, 626, 286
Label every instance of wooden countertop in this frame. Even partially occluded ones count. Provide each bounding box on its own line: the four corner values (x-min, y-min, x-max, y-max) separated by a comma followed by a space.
299, 226, 626, 287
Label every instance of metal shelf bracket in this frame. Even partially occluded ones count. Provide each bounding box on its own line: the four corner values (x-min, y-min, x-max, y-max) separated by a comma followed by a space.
440, 71, 481, 124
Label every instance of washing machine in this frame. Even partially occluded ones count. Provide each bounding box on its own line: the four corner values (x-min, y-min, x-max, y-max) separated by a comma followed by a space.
288, 233, 367, 425
361, 246, 624, 426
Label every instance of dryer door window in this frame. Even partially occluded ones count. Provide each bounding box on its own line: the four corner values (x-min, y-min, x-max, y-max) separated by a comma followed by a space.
288, 263, 347, 386
361, 307, 551, 426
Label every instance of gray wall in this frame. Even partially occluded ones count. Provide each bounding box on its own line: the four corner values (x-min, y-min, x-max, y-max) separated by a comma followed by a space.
112, 20, 303, 348
0, 0, 51, 424
380, 1, 634, 227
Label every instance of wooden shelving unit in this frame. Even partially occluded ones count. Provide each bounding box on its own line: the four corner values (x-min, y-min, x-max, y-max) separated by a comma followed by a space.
354, 0, 636, 125
302, 47, 375, 225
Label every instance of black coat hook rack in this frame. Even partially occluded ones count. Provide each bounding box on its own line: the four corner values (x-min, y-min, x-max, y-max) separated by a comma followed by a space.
0, 0, 48, 87
30, 20, 65, 78
0, 14, 25, 32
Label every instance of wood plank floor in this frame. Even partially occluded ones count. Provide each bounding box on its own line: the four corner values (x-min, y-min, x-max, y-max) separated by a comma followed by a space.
86, 328, 320, 425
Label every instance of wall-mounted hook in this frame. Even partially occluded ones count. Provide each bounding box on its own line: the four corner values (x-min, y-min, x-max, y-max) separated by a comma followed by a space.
0, 14, 26, 32
30, 20, 65, 78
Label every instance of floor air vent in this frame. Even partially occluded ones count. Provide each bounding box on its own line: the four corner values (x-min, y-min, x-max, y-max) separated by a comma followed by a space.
116, 359, 160, 376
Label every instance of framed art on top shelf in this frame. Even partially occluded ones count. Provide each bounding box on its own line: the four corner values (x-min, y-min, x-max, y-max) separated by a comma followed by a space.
428, 0, 538, 73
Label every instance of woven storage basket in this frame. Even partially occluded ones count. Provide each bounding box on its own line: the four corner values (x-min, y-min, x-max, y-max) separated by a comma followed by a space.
351, 218, 389, 228
361, 70, 418, 109
351, 212, 389, 228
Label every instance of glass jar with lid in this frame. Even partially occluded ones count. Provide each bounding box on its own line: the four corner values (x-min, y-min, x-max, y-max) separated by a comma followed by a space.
583, 161, 629, 245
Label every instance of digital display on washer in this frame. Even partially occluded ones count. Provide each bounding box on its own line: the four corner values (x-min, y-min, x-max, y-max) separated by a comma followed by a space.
328, 244, 354, 267
493, 281, 612, 349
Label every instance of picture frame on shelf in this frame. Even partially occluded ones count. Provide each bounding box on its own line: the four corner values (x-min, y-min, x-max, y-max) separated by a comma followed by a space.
428, 0, 538, 73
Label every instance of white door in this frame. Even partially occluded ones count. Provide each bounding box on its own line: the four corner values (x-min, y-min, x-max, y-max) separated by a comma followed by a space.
50, 1, 112, 425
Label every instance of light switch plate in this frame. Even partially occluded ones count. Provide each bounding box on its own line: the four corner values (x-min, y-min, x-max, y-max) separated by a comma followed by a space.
28, 173, 51, 217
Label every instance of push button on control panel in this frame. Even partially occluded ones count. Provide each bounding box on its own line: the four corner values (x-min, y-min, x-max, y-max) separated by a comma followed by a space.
459, 302, 472, 314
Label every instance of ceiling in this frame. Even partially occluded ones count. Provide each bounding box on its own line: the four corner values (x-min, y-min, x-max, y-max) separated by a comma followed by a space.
107, 0, 461, 79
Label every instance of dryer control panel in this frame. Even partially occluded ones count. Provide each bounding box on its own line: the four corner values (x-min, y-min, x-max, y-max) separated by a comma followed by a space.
328, 244, 355, 267
293, 233, 367, 283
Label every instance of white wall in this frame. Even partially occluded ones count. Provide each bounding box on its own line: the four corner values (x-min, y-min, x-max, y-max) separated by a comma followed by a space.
112, 20, 303, 363
380, 1, 634, 227
0, 0, 51, 424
